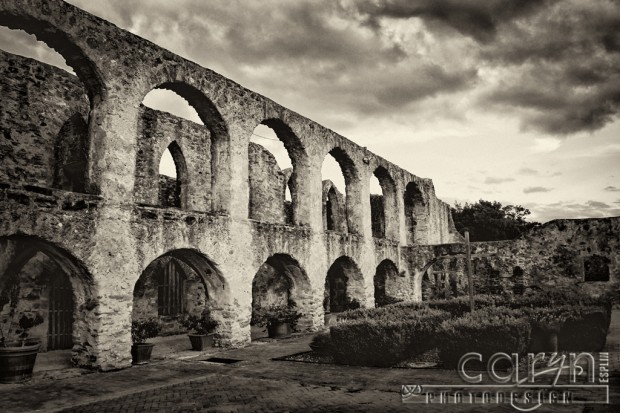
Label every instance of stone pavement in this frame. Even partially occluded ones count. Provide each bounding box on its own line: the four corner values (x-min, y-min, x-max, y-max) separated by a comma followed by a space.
1, 311, 619, 413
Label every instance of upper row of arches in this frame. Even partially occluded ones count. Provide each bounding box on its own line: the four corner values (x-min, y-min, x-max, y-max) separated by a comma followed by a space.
0, 9, 431, 243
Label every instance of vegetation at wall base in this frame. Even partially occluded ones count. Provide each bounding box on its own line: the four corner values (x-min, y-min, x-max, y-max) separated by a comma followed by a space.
180, 310, 218, 335
131, 319, 161, 344
251, 304, 302, 329
330, 308, 450, 367
436, 307, 531, 369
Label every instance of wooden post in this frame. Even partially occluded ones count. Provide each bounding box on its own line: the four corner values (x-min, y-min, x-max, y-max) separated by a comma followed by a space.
465, 231, 474, 312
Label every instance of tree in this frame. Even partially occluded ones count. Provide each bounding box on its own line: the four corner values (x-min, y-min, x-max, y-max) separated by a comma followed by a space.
451, 200, 539, 241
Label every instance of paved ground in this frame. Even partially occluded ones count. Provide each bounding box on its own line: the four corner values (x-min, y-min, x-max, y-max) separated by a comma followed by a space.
1, 313, 619, 412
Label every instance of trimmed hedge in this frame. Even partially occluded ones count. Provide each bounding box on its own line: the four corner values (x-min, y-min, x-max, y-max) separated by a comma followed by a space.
436, 306, 531, 369
330, 308, 450, 367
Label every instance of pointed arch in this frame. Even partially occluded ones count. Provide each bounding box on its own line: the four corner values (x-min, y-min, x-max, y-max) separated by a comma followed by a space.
324, 256, 365, 315
250, 253, 312, 339
152, 81, 230, 212
371, 166, 398, 239
53, 113, 88, 193
158, 141, 189, 208
404, 181, 427, 245
0, 235, 97, 366
321, 146, 361, 234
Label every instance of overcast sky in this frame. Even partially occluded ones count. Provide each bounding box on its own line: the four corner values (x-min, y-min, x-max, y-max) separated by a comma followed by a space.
1, 0, 619, 222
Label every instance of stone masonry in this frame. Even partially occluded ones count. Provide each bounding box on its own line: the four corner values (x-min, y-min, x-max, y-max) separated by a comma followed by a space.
0, 0, 461, 371
0, 0, 617, 373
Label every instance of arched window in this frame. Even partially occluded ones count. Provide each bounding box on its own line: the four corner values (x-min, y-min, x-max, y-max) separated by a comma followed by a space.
248, 121, 304, 225
404, 182, 426, 244
321, 147, 359, 233
157, 141, 188, 208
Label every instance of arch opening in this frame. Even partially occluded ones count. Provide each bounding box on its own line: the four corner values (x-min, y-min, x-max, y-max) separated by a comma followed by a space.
323, 256, 364, 319
404, 182, 426, 245
374, 259, 404, 307
371, 166, 398, 239
137, 82, 229, 213
157, 141, 188, 208
132, 249, 230, 345
248, 120, 306, 225
250, 254, 312, 340
0, 25, 97, 193
321, 147, 359, 233
0, 235, 97, 368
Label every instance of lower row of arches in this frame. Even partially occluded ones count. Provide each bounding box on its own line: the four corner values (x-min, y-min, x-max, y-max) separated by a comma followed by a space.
0, 235, 409, 368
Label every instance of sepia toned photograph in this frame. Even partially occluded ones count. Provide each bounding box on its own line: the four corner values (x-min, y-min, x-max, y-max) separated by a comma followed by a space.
0, 0, 618, 411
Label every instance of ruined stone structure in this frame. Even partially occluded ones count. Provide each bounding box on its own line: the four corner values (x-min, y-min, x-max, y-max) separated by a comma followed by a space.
0, 0, 462, 371
410, 217, 620, 300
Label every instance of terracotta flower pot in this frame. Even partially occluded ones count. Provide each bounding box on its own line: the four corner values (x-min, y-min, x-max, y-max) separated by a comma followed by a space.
131, 343, 155, 365
188, 334, 214, 351
0, 341, 41, 383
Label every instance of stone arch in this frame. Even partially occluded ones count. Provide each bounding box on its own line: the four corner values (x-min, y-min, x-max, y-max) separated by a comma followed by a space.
374, 259, 402, 306
248, 119, 308, 225
404, 181, 427, 244
371, 166, 398, 239
133, 248, 230, 344
250, 253, 312, 339
53, 113, 88, 193
0, 4, 109, 195
0, 5, 104, 102
324, 256, 365, 316
142, 81, 230, 213
158, 141, 189, 209
322, 180, 346, 232
0, 235, 98, 368
321, 146, 361, 234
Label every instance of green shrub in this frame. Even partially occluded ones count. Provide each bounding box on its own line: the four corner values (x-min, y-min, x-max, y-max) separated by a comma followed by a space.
558, 305, 609, 352
309, 331, 333, 356
427, 295, 499, 317
375, 295, 403, 307
251, 304, 302, 329
337, 301, 426, 322
180, 309, 218, 335
330, 308, 450, 367
131, 319, 161, 344
437, 307, 531, 369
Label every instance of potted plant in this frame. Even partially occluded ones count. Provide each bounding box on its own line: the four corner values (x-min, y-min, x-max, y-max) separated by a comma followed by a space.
131, 319, 161, 365
0, 312, 44, 383
180, 309, 218, 351
252, 304, 302, 339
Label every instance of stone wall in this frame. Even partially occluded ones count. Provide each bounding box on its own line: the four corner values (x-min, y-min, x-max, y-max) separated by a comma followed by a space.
406, 217, 620, 300
248, 142, 287, 223
0, 0, 471, 371
0, 50, 89, 188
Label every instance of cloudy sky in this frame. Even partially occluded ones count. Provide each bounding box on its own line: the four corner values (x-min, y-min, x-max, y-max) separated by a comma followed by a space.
1, 0, 619, 222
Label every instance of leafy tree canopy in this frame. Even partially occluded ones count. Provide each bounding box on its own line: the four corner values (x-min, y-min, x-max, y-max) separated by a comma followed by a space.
451, 200, 539, 242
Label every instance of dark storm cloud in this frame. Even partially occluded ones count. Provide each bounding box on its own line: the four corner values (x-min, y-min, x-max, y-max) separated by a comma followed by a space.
523, 186, 553, 194
19, 0, 616, 136
350, 0, 620, 136
478, 0, 620, 135
605, 186, 620, 192
353, 0, 551, 43
58, 0, 477, 121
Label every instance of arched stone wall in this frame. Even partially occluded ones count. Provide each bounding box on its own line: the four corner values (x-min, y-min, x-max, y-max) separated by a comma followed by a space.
0, 235, 98, 367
